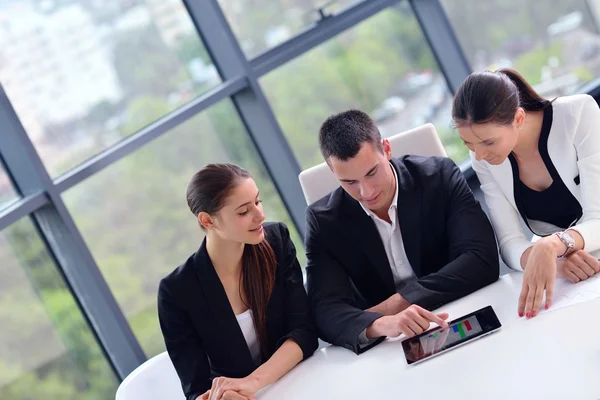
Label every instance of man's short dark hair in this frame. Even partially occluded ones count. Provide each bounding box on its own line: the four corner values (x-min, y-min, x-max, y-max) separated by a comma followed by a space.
318, 109, 383, 161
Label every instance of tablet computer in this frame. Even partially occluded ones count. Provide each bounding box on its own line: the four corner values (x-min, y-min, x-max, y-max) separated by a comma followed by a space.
402, 305, 501, 365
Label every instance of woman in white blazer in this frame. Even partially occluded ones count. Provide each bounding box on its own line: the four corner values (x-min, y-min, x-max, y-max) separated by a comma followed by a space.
451, 68, 600, 320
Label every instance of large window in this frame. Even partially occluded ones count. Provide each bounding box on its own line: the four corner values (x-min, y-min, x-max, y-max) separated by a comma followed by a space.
63, 100, 304, 357
0, 218, 117, 399
442, 0, 600, 96
0, 166, 18, 210
0, 0, 219, 177
261, 5, 466, 168
8, 0, 600, 392
218, 0, 361, 58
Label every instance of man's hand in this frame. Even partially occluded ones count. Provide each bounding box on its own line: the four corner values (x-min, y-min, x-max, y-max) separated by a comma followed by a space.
366, 304, 449, 338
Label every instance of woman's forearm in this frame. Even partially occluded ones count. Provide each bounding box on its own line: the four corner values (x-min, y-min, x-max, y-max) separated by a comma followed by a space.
248, 339, 303, 391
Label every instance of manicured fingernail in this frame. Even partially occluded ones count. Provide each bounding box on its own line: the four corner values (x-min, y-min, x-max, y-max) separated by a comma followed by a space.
518, 312, 523, 317
526, 312, 530, 318
532, 311, 537, 317
545, 304, 549, 310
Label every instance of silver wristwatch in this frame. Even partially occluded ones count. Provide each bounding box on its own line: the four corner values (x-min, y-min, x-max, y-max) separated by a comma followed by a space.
554, 231, 575, 258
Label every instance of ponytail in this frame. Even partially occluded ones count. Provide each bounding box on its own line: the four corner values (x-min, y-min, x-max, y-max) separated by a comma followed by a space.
497, 68, 547, 111
452, 68, 549, 127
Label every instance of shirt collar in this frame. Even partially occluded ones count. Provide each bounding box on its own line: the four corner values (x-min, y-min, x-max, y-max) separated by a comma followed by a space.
360, 162, 399, 218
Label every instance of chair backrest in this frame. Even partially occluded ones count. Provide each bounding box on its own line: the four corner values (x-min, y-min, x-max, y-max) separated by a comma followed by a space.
298, 123, 447, 205
115, 352, 185, 400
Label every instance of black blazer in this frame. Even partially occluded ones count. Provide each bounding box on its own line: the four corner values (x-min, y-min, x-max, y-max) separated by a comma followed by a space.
158, 222, 318, 400
305, 156, 499, 354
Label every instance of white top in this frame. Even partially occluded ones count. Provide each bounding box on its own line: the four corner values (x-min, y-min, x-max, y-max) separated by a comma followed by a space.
360, 163, 416, 286
471, 94, 600, 270
256, 272, 600, 399
235, 309, 261, 365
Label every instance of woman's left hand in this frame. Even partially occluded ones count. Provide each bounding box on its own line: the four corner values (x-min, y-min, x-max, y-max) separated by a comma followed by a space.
518, 240, 557, 318
558, 250, 600, 282
201, 389, 254, 400
208, 376, 260, 400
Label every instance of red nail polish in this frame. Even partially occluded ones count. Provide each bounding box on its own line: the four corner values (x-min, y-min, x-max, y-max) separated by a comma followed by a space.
545, 304, 549, 310
518, 312, 523, 317
532, 311, 537, 317
526, 313, 530, 318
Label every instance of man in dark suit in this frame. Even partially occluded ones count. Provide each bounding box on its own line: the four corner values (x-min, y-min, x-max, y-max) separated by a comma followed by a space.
306, 110, 499, 354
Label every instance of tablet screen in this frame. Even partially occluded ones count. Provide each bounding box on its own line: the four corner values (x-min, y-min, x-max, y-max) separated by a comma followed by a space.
402, 306, 501, 365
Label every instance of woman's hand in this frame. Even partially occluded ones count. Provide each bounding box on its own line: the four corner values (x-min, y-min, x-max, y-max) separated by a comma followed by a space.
199, 389, 254, 400
557, 250, 600, 283
208, 376, 260, 400
221, 391, 252, 400
519, 240, 557, 318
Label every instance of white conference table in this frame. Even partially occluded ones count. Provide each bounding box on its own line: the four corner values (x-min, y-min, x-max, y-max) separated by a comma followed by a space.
259, 272, 600, 400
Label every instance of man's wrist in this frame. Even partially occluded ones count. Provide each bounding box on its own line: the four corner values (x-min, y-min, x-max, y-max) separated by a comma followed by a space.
366, 316, 386, 339
394, 293, 410, 313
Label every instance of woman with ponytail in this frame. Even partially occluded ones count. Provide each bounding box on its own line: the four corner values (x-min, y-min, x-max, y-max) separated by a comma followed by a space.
452, 68, 600, 320
158, 163, 317, 400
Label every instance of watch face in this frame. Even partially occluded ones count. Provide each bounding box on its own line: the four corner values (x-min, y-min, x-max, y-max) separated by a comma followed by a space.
557, 231, 575, 256
564, 232, 575, 247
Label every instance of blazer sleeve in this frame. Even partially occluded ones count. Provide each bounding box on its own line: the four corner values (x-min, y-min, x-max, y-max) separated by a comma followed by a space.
273, 223, 319, 359
158, 280, 210, 400
471, 153, 533, 271
305, 208, 385, 355
398, 158, 499, 309
568, 95, 600, 253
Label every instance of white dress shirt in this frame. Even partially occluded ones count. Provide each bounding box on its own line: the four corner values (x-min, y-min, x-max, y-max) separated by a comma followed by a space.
358, 163, 416, 346
235, 309, 261, 365
360, 163, 416, 287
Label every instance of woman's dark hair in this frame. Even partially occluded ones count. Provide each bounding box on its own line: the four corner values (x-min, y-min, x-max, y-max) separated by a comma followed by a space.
452, 68, 549, 127
187, 163, 276, 357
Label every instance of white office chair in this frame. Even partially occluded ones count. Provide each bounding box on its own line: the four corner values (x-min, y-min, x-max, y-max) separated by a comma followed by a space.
115, 351, 185, 400
298, 123, 447, 205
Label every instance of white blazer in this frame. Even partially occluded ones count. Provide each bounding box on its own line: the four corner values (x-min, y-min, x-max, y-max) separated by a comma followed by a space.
472, 94, 600, 271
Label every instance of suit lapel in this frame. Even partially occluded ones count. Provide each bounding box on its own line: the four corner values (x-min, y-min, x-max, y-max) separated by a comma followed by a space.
193, 241, 257, 371
392, 159, 423, 277
341, 194, 395, 293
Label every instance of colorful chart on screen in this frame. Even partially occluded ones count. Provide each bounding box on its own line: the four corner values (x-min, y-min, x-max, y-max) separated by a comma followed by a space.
402, 306, 501, 365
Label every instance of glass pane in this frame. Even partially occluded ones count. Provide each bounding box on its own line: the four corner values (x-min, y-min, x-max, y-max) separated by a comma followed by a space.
0, 166, 18, 210
0, 0, 220, 177
0, 218, 117, 399
261, 5, 464, 168
63, 100, 304, 357
442, 0, 600, 96
219, 0, 362, 58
